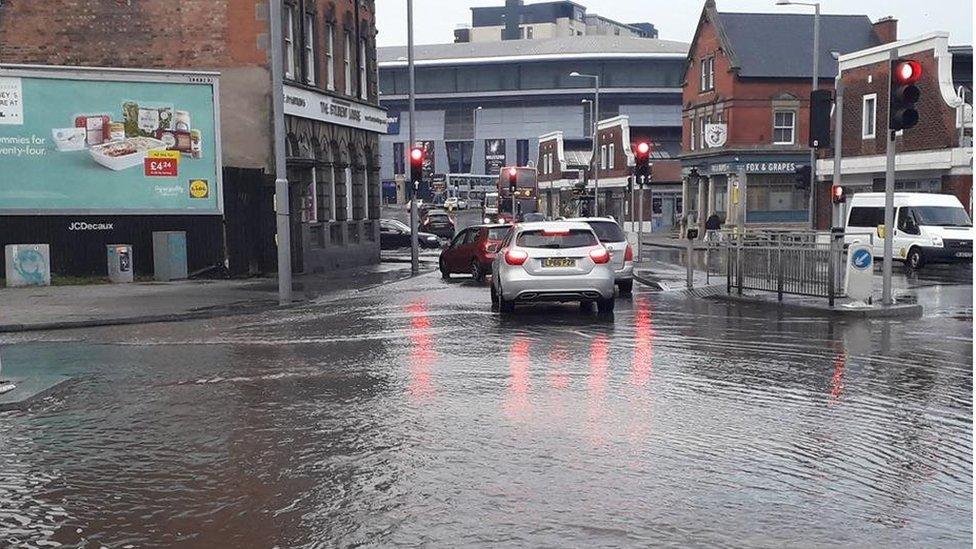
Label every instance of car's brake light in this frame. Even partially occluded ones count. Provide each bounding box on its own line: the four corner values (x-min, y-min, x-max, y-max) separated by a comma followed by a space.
505, 249, 528, 265
589, 247, 610, 264
542, 229, 570, 236
624, 244, 634, 262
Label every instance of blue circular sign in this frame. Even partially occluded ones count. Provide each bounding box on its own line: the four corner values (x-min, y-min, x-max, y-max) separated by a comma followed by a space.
851, 248, 873, 271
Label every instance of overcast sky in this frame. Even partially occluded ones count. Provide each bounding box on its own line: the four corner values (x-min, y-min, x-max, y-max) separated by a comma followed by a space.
375, 0, 973, 47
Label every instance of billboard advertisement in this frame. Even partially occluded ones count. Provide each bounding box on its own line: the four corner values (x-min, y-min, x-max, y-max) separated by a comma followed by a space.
0, 67, 221, 215
485, 138, 505, 175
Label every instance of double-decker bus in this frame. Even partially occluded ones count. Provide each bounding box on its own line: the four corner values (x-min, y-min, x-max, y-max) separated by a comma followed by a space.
492, 166, 539, 223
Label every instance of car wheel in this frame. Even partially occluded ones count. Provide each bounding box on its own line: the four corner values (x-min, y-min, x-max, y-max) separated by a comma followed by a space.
617, 280, 633, 295
907, 247, 925, 270
440, 258, 450, 279
490, 282, 499, 305
597, 297, 615, 314
470, 259, 484, 281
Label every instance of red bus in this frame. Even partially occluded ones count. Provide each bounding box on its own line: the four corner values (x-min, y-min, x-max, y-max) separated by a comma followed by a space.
494, 166, 539, 222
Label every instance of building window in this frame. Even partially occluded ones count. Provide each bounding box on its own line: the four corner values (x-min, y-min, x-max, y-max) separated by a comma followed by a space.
393, 142, 404, 175
773, 110, 796, 145
526, 26, 533, 39
689, 115, 696, 150
304, 13, 316, 85
862, 94, 877, 139
344, 32, 352, 95
517, 139, 529, 166
700, 57, 714, 92
359, 38, 368, 100
608, 143, 615, 169
600, 144, 608, 169
326, 23, 335, 90
284, 4, 297, 80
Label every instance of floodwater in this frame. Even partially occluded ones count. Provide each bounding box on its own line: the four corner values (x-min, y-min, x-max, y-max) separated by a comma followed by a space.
0, 266, 971, 548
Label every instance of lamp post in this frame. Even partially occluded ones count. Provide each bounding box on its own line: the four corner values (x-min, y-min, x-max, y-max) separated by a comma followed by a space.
269, 0, 292, 304
775, 0, 820, 229
407, 0, 419, 274
571, 71, 600, 216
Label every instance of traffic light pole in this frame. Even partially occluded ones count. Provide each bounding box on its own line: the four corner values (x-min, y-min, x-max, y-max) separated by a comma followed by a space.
407, 0, 419, 274
831, 78, 844, 228
637, 176, 644, 263
882, 50, 897, 305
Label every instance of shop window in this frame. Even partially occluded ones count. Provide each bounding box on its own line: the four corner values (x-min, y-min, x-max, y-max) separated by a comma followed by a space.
862, 94, 877, 139
773, 110, 795, 144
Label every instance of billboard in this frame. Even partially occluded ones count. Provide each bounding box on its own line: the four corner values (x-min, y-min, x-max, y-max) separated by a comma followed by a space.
0, 66, 222, 215
485, 139, 505, 175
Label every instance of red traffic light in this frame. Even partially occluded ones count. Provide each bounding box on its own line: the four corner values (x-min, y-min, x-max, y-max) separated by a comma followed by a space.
893, 60, 922, 85
831, 185, 845, 204
635, 142, 650, 156
410, 147, 424, 162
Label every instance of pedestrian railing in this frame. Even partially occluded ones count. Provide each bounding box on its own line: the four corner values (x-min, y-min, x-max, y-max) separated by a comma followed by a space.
713, 229, 846, 306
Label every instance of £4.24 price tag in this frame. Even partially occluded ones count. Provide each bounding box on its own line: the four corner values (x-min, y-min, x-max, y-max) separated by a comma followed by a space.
145, 157, 179, 177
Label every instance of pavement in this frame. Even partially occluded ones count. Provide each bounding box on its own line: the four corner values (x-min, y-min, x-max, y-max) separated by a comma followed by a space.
0, 256, 437, 333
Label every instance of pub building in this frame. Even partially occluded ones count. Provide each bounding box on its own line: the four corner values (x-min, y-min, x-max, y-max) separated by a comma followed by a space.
680, 0, 898, 232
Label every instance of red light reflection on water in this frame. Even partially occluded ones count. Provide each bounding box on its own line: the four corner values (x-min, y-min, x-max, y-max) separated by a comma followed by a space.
505, 338, 532, 417
829, 349, 847, 404
629, 298, 654, 387
407, 301, 436, 400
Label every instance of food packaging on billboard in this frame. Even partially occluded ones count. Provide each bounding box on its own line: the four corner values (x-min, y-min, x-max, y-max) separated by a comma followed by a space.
122, 101, 173, 138
89, 137, 167, 171
52, 127, 87, 151
74, 114, 110, 146
156, 129, 193, 153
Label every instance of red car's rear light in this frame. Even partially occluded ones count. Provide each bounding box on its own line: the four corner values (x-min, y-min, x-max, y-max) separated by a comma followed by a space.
505, 249, 529, 265
589, 247, 610, 264
624, 244, 634, 262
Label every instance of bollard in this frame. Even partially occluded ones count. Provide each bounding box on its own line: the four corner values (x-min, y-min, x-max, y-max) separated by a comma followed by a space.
686, 227, 699, 289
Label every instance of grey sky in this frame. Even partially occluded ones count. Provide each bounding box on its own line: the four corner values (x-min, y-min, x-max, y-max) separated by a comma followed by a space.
375, 0, 973, 47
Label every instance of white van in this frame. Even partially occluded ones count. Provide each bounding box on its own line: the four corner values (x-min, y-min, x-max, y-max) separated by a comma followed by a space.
844, 192, 974, 268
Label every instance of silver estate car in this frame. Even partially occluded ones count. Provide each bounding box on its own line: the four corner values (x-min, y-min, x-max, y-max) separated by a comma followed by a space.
490, 221, 616, 313
568, 217, 635, 294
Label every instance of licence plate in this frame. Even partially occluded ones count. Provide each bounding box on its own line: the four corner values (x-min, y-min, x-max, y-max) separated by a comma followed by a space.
955, 252, 973, 258
542, 257, 575, 268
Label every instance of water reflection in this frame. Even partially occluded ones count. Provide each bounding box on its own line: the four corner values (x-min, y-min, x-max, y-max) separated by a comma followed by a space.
407, 301, 436, 401
505, 337, 531, 418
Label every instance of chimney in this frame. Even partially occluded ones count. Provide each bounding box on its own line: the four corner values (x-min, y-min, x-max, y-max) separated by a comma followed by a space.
873, 17, 898, 45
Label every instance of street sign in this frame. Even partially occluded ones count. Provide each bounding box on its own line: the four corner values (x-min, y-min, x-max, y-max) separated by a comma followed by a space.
845, 242, 874, 303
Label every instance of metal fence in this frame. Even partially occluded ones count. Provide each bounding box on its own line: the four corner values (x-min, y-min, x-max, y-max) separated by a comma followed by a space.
708, 229, 846, 306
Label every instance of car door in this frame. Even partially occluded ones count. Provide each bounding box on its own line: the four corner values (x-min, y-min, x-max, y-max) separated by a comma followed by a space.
445, 229, 470, 272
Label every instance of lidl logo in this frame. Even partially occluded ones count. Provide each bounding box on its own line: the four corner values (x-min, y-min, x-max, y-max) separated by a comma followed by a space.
851, 248, 872, 271
189, 179, 209, 199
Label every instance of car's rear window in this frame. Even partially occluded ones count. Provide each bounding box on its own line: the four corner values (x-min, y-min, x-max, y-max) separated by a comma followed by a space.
428, 213, 450, 220
586, 221, 626, 242
516, 229, 597, 249
487, 227, 510, 240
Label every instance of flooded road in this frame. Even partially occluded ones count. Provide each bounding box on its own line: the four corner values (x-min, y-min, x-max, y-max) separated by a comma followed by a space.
0, 267, 971, 547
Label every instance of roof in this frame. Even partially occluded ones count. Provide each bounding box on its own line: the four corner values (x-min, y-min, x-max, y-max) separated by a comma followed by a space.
564, 149, 592, 167
378, 35, 689, 66
716, 12, 878, 79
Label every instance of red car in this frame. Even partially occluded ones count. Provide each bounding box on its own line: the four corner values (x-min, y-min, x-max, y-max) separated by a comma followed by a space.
439, 224, 512, 280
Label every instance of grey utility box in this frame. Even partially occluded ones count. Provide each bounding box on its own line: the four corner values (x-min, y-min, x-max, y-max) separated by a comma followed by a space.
106, 244, 134, 283
5, 244, 51, 287
152, 231, 188, 282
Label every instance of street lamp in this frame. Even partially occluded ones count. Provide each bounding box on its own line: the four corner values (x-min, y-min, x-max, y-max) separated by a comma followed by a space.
570, 71, 601, 216
775, 0, 820, 229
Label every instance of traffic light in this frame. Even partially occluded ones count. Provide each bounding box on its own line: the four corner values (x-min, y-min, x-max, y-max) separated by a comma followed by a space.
409, 147, 424, 189
634, 141, 650, 178
890, 59, 922, 131
507, 167, 518, 194
809, 89, 833, 148
831, 185, 846, 204
794, 165, 811, 190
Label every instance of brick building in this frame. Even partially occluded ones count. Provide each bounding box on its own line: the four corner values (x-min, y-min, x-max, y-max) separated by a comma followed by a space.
0, 0, 384, 275
538, 116, 681, 227
816, 33, 973, 225
679, 0, 894, 233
